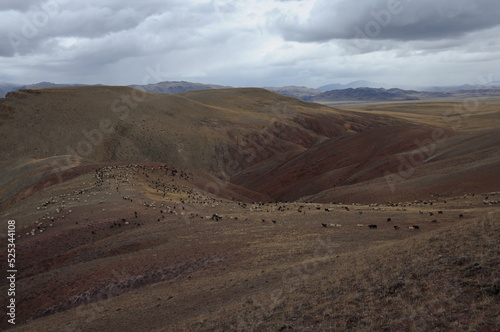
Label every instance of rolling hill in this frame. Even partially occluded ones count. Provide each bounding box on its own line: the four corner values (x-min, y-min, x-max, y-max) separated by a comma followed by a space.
0, 86, 499, 331
2, 86, 500, 205
0, 86, 383, 175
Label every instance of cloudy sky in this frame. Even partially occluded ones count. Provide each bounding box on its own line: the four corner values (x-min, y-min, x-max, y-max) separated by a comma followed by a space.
1, 0, 499, 88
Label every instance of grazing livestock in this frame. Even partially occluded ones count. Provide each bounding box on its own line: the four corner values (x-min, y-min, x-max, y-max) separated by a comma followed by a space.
413, 225, 420, 230
323, 223, 339, 228
356, 224, 364, 227
408, 226, 415, 230
459, 214, 464, 218
368, 224, 377, 229
394, 225, 400, 230
438, 211, 443, 214
387, 218, 392, 222
322, 223, 341, 228
431, 220, 438, 223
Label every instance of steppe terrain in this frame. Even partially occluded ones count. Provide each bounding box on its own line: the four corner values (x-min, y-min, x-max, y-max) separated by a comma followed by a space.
0, 86, 499, 331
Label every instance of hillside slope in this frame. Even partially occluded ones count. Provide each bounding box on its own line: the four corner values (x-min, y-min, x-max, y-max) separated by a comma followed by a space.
2, 178, 498, 331
1, 86, 499, 332
0, 87, 381, 170
1, 86, 500, 204
0, 86, 389, 199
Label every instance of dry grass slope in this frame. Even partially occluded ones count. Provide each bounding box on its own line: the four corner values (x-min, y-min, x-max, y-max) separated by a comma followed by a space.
1, 87, 499, 332
181, 217, 499, 332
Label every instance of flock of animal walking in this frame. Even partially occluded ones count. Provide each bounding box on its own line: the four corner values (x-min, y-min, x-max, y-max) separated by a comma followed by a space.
20, 163, 495, 242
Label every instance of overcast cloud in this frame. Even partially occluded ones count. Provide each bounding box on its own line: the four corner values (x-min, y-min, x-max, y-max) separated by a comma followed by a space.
1, 0, 499, 88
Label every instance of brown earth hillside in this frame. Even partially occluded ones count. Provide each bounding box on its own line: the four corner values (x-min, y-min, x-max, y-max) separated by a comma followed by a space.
0, 87, 385, 173
2, 87, 500, 204
1, 163, 498, 331
0, 87, 499, 332
0, 86, 391, 202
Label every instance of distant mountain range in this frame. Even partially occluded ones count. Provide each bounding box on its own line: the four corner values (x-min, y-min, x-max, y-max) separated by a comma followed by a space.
0, 81, 224, 97
264, 86, 324, 99
312, 87, 500, 104
314, 87, 419, 102
311, 87, 454, 103
423, 82, 500, 92
2, 80, 499, 102
318, 80, 386, 91
128, 81, 229, 94
0, 82, 90, 97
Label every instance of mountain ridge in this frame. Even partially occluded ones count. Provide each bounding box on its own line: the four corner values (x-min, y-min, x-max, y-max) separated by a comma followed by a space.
2, 85, 500, 204
2, 80, 500, 100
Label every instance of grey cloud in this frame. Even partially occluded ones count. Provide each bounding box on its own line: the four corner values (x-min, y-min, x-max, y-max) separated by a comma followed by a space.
0, 0, 231, 83
274, 0, 500, 43
0, 0, 41, 12
0, 0, 192, 57
1, 0, 499, 88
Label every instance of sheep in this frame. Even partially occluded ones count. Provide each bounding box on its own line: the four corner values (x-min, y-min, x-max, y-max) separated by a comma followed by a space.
368, 224, 377, 229
431, 220, 438, 223
211, 214, 222, 221
408, 226, 415, 230
356, 224, 364, 227
322, 223, 328, 228
413, 225, 420, 230
387, 218, 392, 222
394, 225, 400, 230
